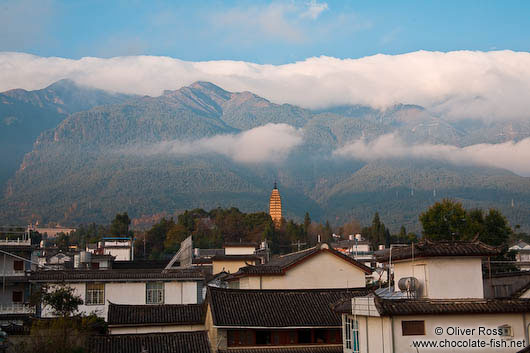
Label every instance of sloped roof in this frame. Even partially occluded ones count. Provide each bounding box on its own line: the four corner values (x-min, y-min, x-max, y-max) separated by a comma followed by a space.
376, 240, 499, 263
208, 286, 370, 328
374, 297, 530, 316
230, 245, 371, 278
219, 347, 342, 353
107, 303, 204, 326
90, 331, 211, 353
30, 268, 204, 282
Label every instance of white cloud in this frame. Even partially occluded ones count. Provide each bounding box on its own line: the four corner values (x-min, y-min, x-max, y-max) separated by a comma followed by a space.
124, 124, 303, 164
334, 134, 530, 177
1, 50, 530, 121
301, 0, 328, 19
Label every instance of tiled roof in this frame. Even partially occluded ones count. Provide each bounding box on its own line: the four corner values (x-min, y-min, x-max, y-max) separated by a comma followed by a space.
208, 286, 370, 328
0, 245, 33, 252
90, 331, 211, 353
230, 245, 371, 278
29, 268, 204, 282
375, 297, 530, 316
219, 346, 342, 353
107, 303, 204, 326
376, 240, 500, 262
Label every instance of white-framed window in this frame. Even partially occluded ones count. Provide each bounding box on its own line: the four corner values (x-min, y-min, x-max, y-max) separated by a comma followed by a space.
146, 282, 164, 304
345, 316, 360, 353
85, 283, 105, 305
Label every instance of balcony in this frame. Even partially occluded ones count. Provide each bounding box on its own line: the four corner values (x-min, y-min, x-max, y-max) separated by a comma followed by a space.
0, 304, 35, 315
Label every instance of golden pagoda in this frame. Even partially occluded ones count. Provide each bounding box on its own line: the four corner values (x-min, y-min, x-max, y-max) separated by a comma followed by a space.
269, 182, 282, 229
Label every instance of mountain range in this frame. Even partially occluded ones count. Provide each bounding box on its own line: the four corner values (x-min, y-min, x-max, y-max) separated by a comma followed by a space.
1, 81, 529, 232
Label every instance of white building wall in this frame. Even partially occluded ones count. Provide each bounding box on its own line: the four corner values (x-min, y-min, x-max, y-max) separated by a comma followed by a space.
109, 324, 205, 335
103, 247, 131, 261
41, 280, 199, 319
393, 257, 484, 299
260, 251, 366, 289
224, 246, 256, 255
344, 313, 530, 353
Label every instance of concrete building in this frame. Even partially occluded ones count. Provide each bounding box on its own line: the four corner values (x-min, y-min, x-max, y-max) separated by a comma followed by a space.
30, 268, 205, 320
510, 241, 530, 271
269, 182, 282, 229
336, 240, 530, 353
226, 243, 371, 289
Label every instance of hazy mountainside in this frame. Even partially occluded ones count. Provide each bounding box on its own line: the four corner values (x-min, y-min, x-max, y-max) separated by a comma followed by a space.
0, 80, 133, 188
2, 81, 530, 232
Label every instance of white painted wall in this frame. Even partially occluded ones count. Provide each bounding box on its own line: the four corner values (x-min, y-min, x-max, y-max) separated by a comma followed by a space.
103, 247, 131, 261
344, 312, 530, 353
0, 255, 27, 276
41, 280, 198, 319
109, 324, 205, 335
224, 246, 256, 255
393, 257, 484, 299
239, 251, 367, 289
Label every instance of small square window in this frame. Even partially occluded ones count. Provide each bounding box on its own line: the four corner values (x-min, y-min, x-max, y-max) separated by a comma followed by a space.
12, 291, 23, 303
13, 260, 24, 271
402, 320, 425, 336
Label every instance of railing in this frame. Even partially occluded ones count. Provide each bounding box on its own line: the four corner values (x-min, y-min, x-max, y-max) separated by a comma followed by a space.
0, 304, 35, 315
0, 238, 31, 245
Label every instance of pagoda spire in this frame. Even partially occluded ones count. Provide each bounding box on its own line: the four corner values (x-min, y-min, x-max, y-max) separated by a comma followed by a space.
269, 182, 282, 229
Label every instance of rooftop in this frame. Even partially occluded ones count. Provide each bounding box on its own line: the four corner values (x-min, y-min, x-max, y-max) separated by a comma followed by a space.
107, 302, 204, 326
219, 347, 342, 353
30, 268, 204, 282
229, 244, 371, 278
90, 331, 211, 353
375, 239, 500, 263
208, 286, 370, 328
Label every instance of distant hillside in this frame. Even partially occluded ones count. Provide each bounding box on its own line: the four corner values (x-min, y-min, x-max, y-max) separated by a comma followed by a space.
2, 81, 530, 232
0, 80, 133, 188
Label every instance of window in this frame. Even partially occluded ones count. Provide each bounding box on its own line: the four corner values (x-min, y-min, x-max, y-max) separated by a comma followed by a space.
402, 320, 425, 336
146, 282, 164, 304
12, 291, 23, 303
13, 260, 24, 271
85, 283, 104, 305
345, 317, 360, 353
228, 330, 254, 347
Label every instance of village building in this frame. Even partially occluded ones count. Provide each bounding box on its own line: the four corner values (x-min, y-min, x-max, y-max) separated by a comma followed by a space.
0, 230, 36, 333
205, 286, 370, 352
30, 268, 205, 320
510, 240, 530, 271
226, 243, 371, 289
336, 240, 530, 353
107, 302, 205, 335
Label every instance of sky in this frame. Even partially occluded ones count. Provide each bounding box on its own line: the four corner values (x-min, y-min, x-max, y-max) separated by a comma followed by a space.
1, 0, 529, 63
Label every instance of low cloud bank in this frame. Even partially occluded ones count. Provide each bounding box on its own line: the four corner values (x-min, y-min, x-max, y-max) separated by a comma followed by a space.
334, 134, 530, 177
1, 50, 530, 121
123, 123, 303, 164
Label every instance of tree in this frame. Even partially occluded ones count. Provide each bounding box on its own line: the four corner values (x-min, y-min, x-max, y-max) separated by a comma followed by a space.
419, 199, 467, 241
481, 209, 512, 247
41, 285, 83, 317
110, 212, 131, 236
